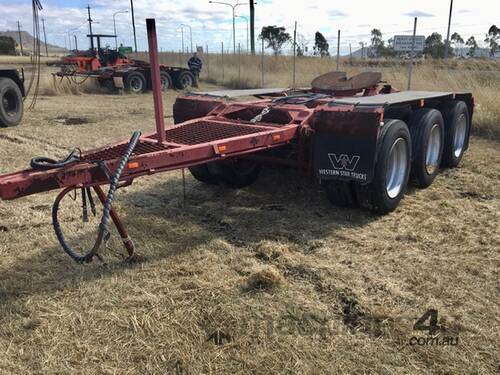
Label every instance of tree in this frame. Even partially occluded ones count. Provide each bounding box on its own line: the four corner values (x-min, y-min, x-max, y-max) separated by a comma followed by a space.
370, 28, 383, 57
0, 36, 16, 55
451, 32, 464, 56
313, 32, 329, 57
259, 25, 291, 56
484, 25, 499, 57
424, 32, 449, 58
296, 33, 309, 56
466, 36, 478, 57
369, 28, 394, 58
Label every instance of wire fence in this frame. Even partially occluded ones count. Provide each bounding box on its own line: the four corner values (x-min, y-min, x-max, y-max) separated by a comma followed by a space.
134, 43, 500, 91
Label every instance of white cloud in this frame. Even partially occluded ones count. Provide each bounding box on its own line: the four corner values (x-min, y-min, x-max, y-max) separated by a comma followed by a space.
405, 10, 434, 18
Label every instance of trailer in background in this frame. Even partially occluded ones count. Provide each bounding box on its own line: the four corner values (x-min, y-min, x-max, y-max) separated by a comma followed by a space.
51, 33, 195, 92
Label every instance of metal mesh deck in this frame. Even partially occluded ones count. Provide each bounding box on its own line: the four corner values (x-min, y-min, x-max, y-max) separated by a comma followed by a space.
82, 140, 173, 162
161, 120, 273, 145
81, 120, 275, 162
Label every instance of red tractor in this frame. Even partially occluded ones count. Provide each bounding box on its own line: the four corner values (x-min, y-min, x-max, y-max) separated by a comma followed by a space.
53, 33, 196, 93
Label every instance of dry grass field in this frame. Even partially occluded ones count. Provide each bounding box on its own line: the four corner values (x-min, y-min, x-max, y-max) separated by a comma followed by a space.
0, 59, 499, 374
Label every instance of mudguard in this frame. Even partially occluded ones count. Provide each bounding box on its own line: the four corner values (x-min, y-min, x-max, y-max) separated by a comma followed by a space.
312, 107, 382, 184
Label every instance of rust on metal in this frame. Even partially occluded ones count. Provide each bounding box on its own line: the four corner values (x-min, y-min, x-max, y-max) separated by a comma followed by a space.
311, 71, 382, 95
146, 18, 166, 143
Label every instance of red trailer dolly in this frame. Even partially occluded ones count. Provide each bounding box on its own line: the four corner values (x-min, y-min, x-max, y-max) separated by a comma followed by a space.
0, 19, 473, 264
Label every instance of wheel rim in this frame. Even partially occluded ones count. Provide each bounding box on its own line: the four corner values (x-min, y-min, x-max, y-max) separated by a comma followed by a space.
181, 74, 193, 88
453, 113, 467, 158
2, 89, 18, 117
425, 123, 442, 175
160, 75, 169, 90
385, 137, 408, 199
130, 76, 143, 92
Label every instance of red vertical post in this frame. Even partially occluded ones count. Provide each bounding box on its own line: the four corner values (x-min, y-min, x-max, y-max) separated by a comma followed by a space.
146, 18, 166, 143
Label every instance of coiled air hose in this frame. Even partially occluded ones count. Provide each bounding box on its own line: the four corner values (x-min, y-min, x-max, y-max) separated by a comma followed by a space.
52, 131, 141, 263
31, 149, 81, 170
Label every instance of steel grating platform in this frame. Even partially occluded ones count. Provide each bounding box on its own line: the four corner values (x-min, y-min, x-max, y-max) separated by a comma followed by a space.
82, 140, 173, 162
159, 120, 274, 145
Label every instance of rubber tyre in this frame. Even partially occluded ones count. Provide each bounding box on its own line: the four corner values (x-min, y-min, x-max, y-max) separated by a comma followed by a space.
211, 159, 262, 188
175, 71, 195, 90
125, 71, 146, 93
440, 100, 470, 168
189, 163, 220, 185
0, 77, 23, 127
408, 108, 444, 188
356, 119, 412, 214
160, 71, 172, 91
324, 181, 358, 208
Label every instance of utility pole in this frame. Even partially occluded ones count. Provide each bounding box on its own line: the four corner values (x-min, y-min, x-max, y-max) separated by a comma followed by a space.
444, 0, 453, 59
209, 1, 247, 54
238, 43, 241, 82
42, 18, 48, 57
181, 24, 193, 53
87, 5, 94, 50
292, 21, 297, 87
221, 41, 224, 82
261, 37, 264, 87
349, 43, 352, 59
181, 27, 184, 53
336, 29, 340, 71
250, 0, 255, 54
17, 21, 24, 55
232, 7, 236, 54
130, 0, 138, 53
113, 10, 129, 49
74, 35, 78, 51
408, 17, 418, 90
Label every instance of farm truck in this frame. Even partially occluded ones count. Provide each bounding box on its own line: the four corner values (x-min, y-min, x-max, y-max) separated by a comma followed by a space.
52, 33, 196, 93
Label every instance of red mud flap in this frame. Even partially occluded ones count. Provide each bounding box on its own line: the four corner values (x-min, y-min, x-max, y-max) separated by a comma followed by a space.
312, 108, 382, 184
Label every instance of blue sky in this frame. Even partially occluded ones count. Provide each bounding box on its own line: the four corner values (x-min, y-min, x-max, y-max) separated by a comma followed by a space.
1, 0, 497, 54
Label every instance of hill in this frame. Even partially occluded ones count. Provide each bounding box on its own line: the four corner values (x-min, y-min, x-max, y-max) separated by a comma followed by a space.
0, 30, 65, 55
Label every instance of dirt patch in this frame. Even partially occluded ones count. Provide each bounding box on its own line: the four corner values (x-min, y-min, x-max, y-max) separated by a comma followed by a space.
0, 134, 24, 144
53, 116, 94, 126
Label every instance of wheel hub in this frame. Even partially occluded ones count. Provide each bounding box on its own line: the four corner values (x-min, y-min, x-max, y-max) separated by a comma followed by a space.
130, 77, 142, 91
2, 89, 18, 117
385, 137, 408, 199
182, 75, 193, 87
425, 123, 442, 175
453, 113, 467, 158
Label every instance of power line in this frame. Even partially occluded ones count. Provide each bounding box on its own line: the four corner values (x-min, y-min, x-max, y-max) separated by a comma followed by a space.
42, 18, 48, 56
